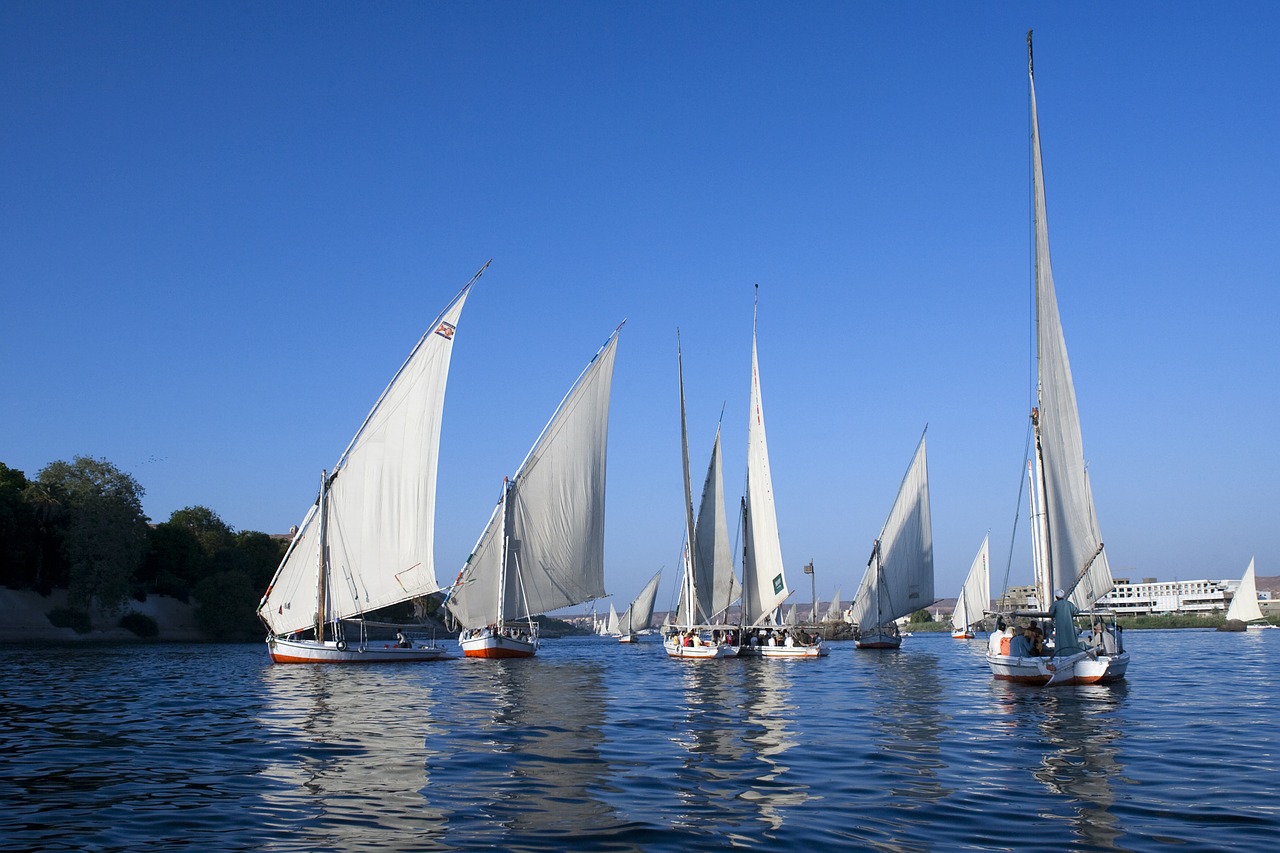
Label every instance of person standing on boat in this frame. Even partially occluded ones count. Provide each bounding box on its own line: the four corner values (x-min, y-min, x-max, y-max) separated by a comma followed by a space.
1049, 589, 1084, 655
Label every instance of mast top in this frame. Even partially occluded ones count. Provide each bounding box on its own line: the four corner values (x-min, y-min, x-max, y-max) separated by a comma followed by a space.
1027, 29, 1034, 76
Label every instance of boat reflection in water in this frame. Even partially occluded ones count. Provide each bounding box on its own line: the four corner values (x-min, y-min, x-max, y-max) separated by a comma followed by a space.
994, 680, 1129, 849
257, 664, 449, 846
863, 650, 950, 808
739, 660, 809, 830
429, 658, 623, 847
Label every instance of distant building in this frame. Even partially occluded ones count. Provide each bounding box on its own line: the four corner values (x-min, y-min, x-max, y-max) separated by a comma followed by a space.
1097, 577, 1232, 616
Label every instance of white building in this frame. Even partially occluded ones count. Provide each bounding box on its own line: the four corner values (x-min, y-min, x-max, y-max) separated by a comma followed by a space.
1097, 577, 1236, 616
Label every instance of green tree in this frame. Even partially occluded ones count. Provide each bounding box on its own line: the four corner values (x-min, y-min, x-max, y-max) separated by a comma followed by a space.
193, 569, 262, 640
0, 463, 39, 589
908, 608, 934, 624
38, 457, 148, 614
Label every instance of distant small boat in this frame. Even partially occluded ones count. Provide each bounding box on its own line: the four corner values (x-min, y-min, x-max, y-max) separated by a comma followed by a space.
950, 535, 990, 639
1219, 558, 1274, 631
257, 264, 488, 664
446, 324, 623, 658
850, 430, 934, 651
616, 569, 662, 643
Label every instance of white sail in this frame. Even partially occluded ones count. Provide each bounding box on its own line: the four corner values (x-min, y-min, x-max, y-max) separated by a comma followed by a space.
605, 603, 620, 635
618, 569, 663, 634
1029, 57, 1114, 611
741, 294, 792, 626
824, 588, 842, 622
259, 274, 476, 637
950, 535, 991, 633
694, 426, 739, 621
1225, 558, 1264, 624
447, 327, 621, 628
849, 431, 934, 628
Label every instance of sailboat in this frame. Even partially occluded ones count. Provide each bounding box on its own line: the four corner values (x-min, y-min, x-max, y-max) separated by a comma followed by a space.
823, 588, 842, 622
950, 535, 990, 639
258, 263, 488, 663
666, 334, 741, 659
987, 33, 1130, 686
1218, 558, 1272, 631
849, 430, 934, 650
616, 569, 663, 643
739, 290, 826, 660
446, 324, 622, 658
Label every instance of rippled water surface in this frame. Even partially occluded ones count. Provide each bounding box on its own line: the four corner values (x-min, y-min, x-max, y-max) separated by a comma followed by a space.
2, 630, 1277, 851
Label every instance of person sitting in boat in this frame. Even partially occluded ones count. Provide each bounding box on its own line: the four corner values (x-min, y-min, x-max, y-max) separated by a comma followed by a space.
1089, 618, 1119, 655
1029, 625, 1047, 656
395, 630, 411, 648
1009, 625, 1035, 657
1049, 589, 1085, 655
783, 632, 795, 648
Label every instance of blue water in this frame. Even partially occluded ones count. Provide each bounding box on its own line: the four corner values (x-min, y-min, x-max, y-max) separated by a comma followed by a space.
2, 629, 1276, 851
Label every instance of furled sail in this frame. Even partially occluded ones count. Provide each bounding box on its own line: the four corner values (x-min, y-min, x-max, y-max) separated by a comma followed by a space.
259, 276, 475, 636
1029, 58, 1114, 610
849, 431, 934, 628
447, 327, 620, 628
741, 296, 792, 626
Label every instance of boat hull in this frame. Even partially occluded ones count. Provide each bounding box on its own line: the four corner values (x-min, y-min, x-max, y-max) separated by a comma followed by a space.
856, 631, 902, 650
664, 638, 738, 659
618, 633, 639, 643
951, 629, 975, 639
987, 650, 1129, 686
267, 637, 448, 664
759, 643, 829, 658
459, 632, 537, 659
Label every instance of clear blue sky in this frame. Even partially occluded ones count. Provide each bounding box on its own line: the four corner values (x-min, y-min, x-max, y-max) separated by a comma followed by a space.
3, 2, 1277, 609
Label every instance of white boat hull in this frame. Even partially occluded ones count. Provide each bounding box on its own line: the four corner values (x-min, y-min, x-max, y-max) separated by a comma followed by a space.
758, 642, 829, 658
664, 638, 738, 658
618, 633, 639, 643
987, 650, 1129, 686
458, 629, 538, 659
267, 637, 448, 664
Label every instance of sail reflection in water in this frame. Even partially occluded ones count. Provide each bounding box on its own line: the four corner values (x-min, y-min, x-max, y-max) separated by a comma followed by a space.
422, 658, 627, 848
257, 665, 449, 847
4, 634, 1280, 850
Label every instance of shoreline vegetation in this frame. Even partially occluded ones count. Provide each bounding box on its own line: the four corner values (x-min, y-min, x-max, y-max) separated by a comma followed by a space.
5, 456, 1275, 646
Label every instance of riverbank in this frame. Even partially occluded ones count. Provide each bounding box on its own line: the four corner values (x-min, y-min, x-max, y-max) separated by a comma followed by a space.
0, 588, 206, 643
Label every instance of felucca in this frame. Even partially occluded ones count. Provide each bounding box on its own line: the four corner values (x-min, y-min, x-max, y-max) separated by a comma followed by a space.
849, 430, 934, 650
950, 535, 990, 639
666, 333, 740, 658
986, 33, 1131, 685
258, 263, 489, 663
446, 324, 622, 658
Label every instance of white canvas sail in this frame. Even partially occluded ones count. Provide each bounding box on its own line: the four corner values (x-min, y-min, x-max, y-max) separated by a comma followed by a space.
694, 426, 739, 621
950, 535, 991, 633
605, 603, 620, 635
1029, 59, 1114, 611
260, 274, 476, 637
849, 432, 934, 628
824, 588, 842, 622
1225, 558, 1264, 624
741, 295, 792, 626
618, 569, 663, 634
447, 327, 621, 628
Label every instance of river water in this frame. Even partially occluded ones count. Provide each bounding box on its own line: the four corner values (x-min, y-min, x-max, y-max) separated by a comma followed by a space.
2, 629, 1276, 851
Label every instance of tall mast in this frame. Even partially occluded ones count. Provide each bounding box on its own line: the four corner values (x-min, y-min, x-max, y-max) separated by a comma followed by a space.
496, 477, 510, 630
677, 331, 699, 625
314, 470, 330, 642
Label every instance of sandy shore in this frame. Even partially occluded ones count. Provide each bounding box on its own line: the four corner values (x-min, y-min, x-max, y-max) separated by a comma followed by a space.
0, 588, 207, 643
